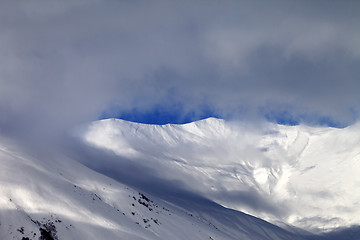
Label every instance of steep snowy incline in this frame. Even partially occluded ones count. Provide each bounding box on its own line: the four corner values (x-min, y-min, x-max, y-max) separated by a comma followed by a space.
80, 118, 360, 232
0, 136, 306, 240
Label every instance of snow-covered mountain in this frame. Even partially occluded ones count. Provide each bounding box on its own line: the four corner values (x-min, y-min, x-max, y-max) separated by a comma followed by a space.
1, 117, 359, 239
0, 134, 306, 240
80, 117, 360, 233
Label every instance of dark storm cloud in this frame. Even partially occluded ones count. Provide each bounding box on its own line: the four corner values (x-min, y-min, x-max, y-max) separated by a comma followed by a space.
1, 0, 360, 143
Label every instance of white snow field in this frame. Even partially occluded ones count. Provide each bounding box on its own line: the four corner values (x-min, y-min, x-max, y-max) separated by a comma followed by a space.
0, 135, 306, 240
81, 117, 360, 233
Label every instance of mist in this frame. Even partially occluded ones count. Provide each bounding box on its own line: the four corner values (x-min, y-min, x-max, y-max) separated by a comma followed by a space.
1, 0, 359, 151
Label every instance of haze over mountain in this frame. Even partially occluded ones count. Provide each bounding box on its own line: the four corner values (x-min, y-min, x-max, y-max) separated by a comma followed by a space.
79, 118, 360, 233
1, 121, 309, 240
1, 1, 360, 239
1, 117, 360, 240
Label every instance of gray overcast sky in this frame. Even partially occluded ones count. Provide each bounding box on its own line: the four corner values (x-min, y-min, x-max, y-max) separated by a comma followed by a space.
1, 0, 360, 144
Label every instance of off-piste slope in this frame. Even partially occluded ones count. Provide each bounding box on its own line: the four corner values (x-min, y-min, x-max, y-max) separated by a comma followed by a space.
81, 117, 360, 232
0, 137, 305, 240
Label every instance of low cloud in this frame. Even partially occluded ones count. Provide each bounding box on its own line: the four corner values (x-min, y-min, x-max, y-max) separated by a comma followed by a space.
1, 0, 360, 148
1, 2, 359, 235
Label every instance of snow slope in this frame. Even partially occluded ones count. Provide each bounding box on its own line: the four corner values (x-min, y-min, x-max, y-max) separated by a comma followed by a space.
81, 118, 360, 232
0, 136, 306, 240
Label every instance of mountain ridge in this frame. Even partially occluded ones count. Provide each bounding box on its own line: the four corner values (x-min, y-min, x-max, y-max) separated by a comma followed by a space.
80, 117, 360, 232
1, 117, 359, 239
0, 134, 307, 240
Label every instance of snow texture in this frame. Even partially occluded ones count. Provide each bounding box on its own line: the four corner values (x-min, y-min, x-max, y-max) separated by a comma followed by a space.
81, 118, 360, 232
0, 133, 305, 240
1, 117, 359, 239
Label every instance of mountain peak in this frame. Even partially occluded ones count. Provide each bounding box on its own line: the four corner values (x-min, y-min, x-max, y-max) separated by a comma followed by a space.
80, 118, 360, 232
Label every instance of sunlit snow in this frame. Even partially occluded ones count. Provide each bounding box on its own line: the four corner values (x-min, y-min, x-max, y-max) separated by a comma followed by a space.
81, 118, 360, 232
